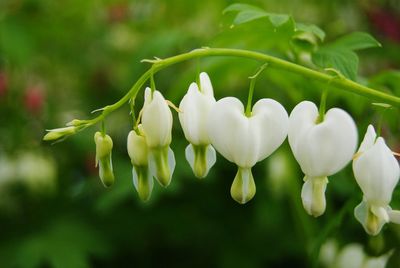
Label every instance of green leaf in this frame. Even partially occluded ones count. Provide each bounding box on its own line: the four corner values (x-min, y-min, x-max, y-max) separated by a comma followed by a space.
312, 48, 359, 80
233, 10, 268, 25
312, 32, 380, 80
223, 3, 292, 28
296, 23, 325, 41
267, 13, 291, 27
223, 3, 265, 14
332, 32, 381, 51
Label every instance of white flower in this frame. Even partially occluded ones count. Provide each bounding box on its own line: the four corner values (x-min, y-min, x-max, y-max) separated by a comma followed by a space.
179, 72, 216, 178
127, 128, 153, 201
94, 132, 114, 187
142, 87, 173, 148
141, 87, 175, 187
288, 101, 357, 217
353, 125, 400, 235
208, 97, 288, 204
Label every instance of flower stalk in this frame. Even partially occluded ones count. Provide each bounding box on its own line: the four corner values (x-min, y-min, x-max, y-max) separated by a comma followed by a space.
45, 48, 400, 141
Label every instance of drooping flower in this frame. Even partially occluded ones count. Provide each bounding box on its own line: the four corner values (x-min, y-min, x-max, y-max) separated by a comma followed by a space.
141, 87, 175, 187
179, 72, 216, 178
353, 125, 400, 235
94, 131, 115, 187
127, 127, 153, 201
288, 101, 357, 217
208, 97, 288, 204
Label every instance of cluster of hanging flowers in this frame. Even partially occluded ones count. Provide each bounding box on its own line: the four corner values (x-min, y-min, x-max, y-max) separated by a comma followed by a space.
44, 71, 400, 236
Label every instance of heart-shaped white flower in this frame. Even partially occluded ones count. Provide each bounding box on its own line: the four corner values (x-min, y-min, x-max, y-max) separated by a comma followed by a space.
208, 97, 288, 204
288, 101, 358, 217
141, 87, 175, 187
353, 125, 400, 235
127, 128, 153, 201
179, 72, 217, 178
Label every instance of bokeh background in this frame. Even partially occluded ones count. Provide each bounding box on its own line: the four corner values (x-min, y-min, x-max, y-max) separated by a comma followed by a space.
1, 0, 400, 267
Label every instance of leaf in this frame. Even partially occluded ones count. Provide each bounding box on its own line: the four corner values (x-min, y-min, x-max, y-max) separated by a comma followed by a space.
233, 10, 268, 25
223, 3, 292, 28
296, 23, 325, 41
312, 48, 359, 80
223, 3, 265, 14
267, 13, 291, 27
332, 32, 381, 51
312, 32, 381, 80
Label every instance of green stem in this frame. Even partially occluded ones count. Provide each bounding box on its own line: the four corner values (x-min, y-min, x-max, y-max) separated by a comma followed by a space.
317, 89, 328, 123
74, 48, 400, 132
246, 79, 256, 117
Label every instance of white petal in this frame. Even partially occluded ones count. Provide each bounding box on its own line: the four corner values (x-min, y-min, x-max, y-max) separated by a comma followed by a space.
208, 97, 288, 168
185, 144, 216, 178
179, 82, 215, 145
288, 101, 318, 158
199, 72, 214, 97
127, 130, 148, 166
388, 209, 400, 224
333, 244, 365, 268
353, 137, 400, 205
252, 98, 288, 161
208, 97, 245, 164
357, 124, 377, 153
142, 88, 173, 148
289, 101, 357, 177
132, 165, 153, 201
354, 200, 387, 235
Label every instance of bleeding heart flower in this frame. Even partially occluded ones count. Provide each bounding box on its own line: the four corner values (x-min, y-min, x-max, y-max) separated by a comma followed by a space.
353, 125, 400, 235
179, 72, 216, 178
127, 128, 153, 201
94, 132, 115, 187
208, 97, 288, 204
288, 101, 357, 217
141, 87, 175, 187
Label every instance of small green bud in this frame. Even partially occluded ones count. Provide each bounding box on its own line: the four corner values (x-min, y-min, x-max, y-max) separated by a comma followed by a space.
230, 167, 256, 204
94, 131, 114, 187
43, 126, 77, 141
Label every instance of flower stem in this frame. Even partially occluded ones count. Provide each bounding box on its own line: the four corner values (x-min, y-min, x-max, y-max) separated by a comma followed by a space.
61, 48, 400, 136
245, 79, 256, 117
317, 89, 328, 123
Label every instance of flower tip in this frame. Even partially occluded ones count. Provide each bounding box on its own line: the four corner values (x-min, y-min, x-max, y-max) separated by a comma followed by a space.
43, 126, 77, 141
230, 167, 256, 204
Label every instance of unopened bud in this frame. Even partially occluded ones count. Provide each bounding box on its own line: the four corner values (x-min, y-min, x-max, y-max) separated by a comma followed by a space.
43, 126, 77, 141
94, 131, 114, 187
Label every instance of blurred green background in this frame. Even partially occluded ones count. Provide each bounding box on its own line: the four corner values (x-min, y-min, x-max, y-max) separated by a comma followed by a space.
1, 0, 400, 267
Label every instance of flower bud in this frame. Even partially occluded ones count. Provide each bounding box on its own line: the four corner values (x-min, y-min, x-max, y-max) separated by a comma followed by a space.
179, 73, 217, 178
127, 129, 153, 201
353, 125, 400, 235
141, 88, 175, 186
94, 131, 114, 187
43, 126, 77, 141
